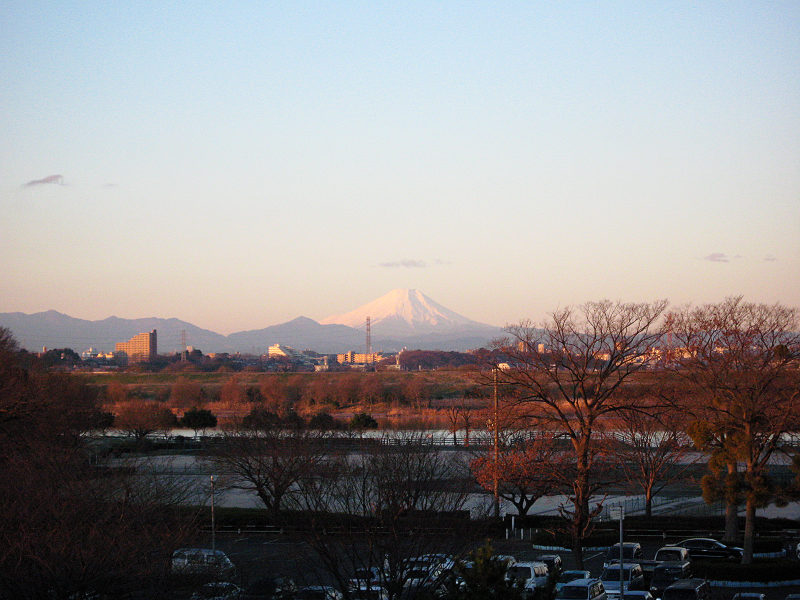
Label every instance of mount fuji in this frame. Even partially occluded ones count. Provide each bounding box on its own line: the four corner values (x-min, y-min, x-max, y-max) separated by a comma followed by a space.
321, 289, 501, 342
0, 290, 503, 354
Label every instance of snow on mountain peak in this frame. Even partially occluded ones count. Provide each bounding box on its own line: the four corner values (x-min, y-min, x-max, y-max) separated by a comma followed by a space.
320, 289, 484, 335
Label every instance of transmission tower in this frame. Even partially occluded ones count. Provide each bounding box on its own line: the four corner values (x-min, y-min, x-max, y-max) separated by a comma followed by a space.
365, 316, 372, 364
181, 329, 188, 361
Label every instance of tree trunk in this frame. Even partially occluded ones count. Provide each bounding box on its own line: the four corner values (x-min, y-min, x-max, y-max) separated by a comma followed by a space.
742, 495, 756, 564
645, 487, 653, 518
723, 462, 739, 543
572, 536, 585, 570
571, 436, 591, 570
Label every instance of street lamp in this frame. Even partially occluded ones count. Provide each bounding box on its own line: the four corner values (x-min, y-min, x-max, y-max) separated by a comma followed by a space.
493, 367, 500, 519
210, 475, 216, 552
611, 506, 624, 594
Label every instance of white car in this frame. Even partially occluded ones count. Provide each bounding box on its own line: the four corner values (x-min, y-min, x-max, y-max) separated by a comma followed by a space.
172, 548, 237, 580
506, 561, 550, 598
556, 571, 592, 593
600, 562, 644, 599
348, 583, 389, 600
556, 578, 608, 600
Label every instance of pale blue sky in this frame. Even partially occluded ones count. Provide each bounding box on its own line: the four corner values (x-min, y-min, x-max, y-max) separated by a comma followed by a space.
1, 2, 798, 333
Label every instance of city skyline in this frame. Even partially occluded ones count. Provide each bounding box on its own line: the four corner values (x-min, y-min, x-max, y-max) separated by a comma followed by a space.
2, 2, 798, 334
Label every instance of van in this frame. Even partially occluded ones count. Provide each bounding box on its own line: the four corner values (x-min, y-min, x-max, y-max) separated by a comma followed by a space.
662, 579, 710, 600
171, 548, 236, 579
556, 578, 607, 600
506, 561, 549, 598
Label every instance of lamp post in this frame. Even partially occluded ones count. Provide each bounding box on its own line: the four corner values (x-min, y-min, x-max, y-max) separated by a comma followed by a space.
611, 506, 624, 595
493, 367, 500, 519
210, 475, 216, 552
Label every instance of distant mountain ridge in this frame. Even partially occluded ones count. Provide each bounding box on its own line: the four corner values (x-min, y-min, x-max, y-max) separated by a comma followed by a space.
0, 290, 503, 353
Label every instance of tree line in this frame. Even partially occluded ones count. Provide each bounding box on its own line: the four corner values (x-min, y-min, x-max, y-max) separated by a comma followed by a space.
1, 295, 799, 598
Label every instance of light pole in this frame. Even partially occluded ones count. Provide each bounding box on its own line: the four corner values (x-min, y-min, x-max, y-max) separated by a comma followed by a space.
210, 475, 216, 552
493, 367, 500, 519
611, 506, 624, 595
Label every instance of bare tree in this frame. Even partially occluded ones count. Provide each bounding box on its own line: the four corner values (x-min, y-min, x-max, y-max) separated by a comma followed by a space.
114, 400, 178, 442
667, 297, 800, 563
169, 376, 202, 409
445, 402, 465, 446
296, 431, 475, 600
614, 401, 698, 517
471, 431, 565, 516
207, 421, 331, 521
220, 375, 246, 407
492, 299, 668, 567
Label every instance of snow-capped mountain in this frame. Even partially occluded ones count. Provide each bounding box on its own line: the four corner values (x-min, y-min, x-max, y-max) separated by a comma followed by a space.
320, 289, 496, 338
1, 290, 503, 354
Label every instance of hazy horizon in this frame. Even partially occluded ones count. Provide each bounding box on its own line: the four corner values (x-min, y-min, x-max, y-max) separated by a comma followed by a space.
2, 2, 798, 334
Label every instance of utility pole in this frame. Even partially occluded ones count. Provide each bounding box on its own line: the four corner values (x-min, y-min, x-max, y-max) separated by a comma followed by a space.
493, 367, 500, 519
611, 506, 624, 594
210, 475, 216, 551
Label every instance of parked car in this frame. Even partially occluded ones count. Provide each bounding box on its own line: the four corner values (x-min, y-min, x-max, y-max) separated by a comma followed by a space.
506, 561, 550, 598
653, 547, 691, 564
535, 553, 563, 578
347, 583, 389, 600
190, 581, 242, 600
240, 576, 296, 599
555, 578, 607, 600
732, 594, 765, 600
604, 543, 644, 568
621, 593, 654, 600
649, 562, 692, 600
295, 585, 344, 600
493, 554, 518, 567
416, 553, 456, 572
555, 571, 592, 593
347, 566, 384, 590
600, 562, 645, 599
674, 538, 742, 561
172, 548, 237, 580
662, 579, 711, 600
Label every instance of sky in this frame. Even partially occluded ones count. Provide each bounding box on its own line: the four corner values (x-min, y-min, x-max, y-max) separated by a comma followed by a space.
1, 1, 798, 334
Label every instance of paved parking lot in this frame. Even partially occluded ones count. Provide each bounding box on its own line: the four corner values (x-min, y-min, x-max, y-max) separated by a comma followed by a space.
203, 531, 800, 600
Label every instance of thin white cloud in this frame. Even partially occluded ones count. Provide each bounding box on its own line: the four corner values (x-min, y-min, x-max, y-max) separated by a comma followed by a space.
24, 174, 64, 187
704, 253, 730, 263
763, 254, 777, 262
378, 259, 427, 268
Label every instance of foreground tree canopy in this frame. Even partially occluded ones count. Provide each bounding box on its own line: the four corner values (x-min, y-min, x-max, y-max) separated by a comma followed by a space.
668, 297, 800, 563
491, 299, 669, 567
0, 327, 198, 599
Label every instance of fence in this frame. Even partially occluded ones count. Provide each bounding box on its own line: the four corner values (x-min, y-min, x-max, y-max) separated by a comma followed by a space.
597, 494, 725, 520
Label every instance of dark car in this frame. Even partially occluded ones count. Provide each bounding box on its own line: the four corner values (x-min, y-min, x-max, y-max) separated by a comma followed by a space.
649, 562, 692, 600
662, 579, 710, 600
241, 577, 297, 599
674, 538, 742, 561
